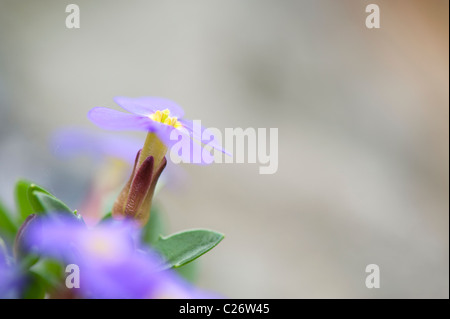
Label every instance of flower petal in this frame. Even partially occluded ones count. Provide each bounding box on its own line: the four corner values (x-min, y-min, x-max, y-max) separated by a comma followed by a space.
167, 129, 212, 164
135, 120, 179, 149
24, 215, 219, 299
114, 96, 185, 118
51, 128, 142, 165
88, 107, 154, 131
180, 119, 231, 156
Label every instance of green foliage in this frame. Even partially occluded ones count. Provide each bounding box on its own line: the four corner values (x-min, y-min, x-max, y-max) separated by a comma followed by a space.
0, 199, 17, 241
29, 192, 72, 215
153, 229, 224, 269
31, 259, 65, 292
99, 211, 112, 223
15, 180, 36, 223
3, 179, 225, 298
22, 271, 46, 299
14, 179, 83, 223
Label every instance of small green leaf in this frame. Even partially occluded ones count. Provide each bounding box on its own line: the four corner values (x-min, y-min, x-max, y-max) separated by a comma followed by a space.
15, 180, 36, 222
27, 183, 52, 196
19, 254, 40, 270
29, 191, 72, 215
15, 180, 83, 223
153, 229, 224, 269
31, 259, 64, 291
0, 199, 17, 240
99, 211, 112, 224
22, 271, 46, 299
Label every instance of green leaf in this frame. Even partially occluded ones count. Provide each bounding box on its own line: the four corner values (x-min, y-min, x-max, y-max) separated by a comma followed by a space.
153, 229, 224, 269
99, 211, 112, 224
27, 183, 52, 213
22, 271, 46, 299
21, 182, 83, 223
0, 199, 17, 240
31, 259, 64, 291
141, 205, 167, 246
15, 180, 36, 222
19, 253, 40, 270
29, 191, 72, 215
13, 180, 85, 227
15, 180, 69, 220
16, 179, 77, 218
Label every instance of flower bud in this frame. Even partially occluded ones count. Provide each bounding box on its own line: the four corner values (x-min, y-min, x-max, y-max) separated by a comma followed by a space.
112, 149, 167, 227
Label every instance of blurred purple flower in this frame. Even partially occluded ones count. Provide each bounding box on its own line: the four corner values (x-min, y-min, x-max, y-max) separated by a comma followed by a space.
25, 216, 217, 299
51, 127, 186, 189
88, 97, 229, 163
51, 127, 143, 166
50, 128, 146, 224
50, 127, 187, 225
0, 264, 18, 299
0, 239, 22, 299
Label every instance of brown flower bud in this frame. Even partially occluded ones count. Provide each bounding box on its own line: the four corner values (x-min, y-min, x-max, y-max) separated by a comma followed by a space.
112, 149, 167, 227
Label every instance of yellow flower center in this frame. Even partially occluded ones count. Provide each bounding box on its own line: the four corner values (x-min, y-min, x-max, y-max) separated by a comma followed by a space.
86, 233, 116, 259
149, 109, 183, 129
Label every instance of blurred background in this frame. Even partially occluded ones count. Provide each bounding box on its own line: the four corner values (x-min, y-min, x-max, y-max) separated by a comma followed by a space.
0, 0, 448, 298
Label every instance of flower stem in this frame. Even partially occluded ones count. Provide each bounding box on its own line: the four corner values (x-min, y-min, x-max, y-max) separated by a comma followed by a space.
138, 133, 168, 168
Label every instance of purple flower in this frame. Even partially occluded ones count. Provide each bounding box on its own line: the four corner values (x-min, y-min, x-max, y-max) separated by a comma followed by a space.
51, 127, 185, 190
88, 97, 230, 226
0, 238, 22, 299
88, 96, 228, 164
51, 127, 143, 166
0, 263, 20, 299
25, 215, 217, 299
50, 128, 147, 224
50, 127, 185, 225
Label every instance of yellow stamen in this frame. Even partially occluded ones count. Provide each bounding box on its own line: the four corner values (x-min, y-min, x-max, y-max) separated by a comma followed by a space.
148, 109, 182, 129
88, 235, 115, 258
138, 109, 182, 167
